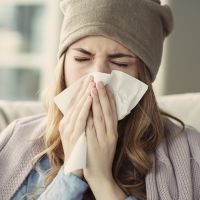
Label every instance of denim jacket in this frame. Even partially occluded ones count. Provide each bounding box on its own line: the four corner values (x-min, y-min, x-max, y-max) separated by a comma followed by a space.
3, 114, 200, 200
11, 154, 136, 200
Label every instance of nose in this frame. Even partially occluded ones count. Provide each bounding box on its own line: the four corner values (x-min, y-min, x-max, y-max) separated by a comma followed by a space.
93, 59, 112, 74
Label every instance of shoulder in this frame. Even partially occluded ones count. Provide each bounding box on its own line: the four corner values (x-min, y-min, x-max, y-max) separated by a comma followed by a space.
0, 113, 47, 200
164, 116, 200, 144
13, 112, 47, 127
156, 116, 200, 163
0, 113, 47, 151
146, 117, 200, 199
11, 112, 47, 139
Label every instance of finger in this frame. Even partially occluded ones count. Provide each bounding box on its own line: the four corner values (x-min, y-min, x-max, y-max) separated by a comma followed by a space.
73, 94, 93, 140
76, 75, 94, 102
59, 77, 94, 133
86, 110, 98, 145
68, 75, 94, 112
106, 85, 118, 133
91, 86, 106, 143
70, 81, 95, 126
96, 81, 115, 136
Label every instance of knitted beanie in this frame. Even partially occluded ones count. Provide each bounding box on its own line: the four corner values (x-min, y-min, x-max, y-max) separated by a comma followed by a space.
58, 0, 173, 81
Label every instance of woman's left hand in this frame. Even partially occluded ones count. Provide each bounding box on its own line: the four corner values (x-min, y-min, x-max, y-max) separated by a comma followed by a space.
84, 80, 118, 184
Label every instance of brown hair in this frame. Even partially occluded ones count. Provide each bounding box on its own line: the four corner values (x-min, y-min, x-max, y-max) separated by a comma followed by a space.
34, 53, 185, 200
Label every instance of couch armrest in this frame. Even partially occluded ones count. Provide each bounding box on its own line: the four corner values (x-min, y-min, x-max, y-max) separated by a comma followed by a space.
0, 100, 44, 132
157, 92, 200, 132
1, 92, 200, 133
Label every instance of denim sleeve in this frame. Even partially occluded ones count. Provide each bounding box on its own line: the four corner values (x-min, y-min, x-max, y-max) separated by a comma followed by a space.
38, 165, 89, 200
125, 196, 137, 200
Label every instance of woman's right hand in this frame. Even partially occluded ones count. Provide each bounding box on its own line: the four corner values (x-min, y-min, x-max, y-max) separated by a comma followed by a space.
59, 75, 95, 179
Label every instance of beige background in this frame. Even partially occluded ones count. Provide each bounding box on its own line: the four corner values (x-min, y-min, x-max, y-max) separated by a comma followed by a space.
153, 0, 200, 95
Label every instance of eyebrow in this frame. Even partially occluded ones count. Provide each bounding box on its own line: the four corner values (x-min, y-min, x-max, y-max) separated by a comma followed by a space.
72, 48, 136, 59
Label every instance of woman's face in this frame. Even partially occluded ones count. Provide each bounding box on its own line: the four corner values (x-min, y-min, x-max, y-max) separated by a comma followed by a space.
64, 35, 139, 86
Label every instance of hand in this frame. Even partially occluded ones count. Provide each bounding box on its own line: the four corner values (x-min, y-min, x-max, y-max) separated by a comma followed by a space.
59, 75, 95, 179
83, 81, 118, 184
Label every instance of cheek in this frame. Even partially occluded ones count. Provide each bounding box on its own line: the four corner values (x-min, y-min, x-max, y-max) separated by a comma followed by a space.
127, 69, 138, 79
126, 64, 139, 79
64, 59, 88, 86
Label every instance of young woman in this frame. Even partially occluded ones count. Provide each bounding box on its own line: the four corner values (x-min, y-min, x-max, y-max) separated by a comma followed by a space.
1, 0, 200, 200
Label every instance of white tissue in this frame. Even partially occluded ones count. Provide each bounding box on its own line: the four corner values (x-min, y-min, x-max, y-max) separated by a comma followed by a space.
54, 70, 148, 173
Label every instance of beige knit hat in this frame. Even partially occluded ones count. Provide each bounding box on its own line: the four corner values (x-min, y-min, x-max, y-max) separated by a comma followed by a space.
58, 0, 173, 81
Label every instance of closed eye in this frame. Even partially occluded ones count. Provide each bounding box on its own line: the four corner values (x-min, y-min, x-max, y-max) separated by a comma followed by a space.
74, 57, 129, 67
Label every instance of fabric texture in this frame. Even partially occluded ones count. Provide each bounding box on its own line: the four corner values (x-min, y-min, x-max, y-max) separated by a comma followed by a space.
37, 165, 89, 200
1, 113, 200, 199
0, 100, 44, 132
11, 153, 136, 200
11, 154, 51, 200
58, 0, 173, 81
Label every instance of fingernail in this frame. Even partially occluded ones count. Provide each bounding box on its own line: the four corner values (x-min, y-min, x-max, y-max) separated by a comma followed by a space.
88, 75, 94, 81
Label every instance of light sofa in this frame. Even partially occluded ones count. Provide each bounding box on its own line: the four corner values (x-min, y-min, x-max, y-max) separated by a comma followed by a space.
0, 92, 200, 132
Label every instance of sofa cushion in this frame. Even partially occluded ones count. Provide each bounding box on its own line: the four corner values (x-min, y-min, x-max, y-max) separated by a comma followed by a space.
0, 100, 44, 132
0, 92, 199, 132
157, 92, 200, 132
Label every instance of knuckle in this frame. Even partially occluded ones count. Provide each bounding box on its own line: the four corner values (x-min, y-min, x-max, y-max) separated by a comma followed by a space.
100, 90, 106, 97
96, 114, 104, 123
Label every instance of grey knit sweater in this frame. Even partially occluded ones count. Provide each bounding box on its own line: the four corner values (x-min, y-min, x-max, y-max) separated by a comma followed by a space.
0, 113, 200, 200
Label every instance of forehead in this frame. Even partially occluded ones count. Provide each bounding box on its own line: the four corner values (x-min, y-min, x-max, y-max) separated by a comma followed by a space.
69, 35, 135, 55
